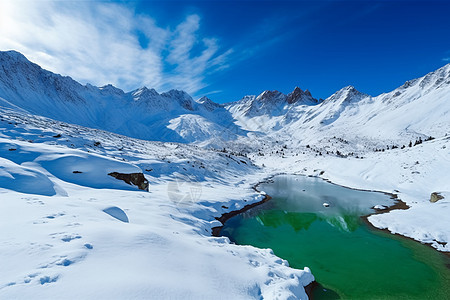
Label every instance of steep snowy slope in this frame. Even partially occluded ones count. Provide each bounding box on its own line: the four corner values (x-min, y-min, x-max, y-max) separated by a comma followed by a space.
228, 87, 318, 119
0, 51, 241, 144
226, 87, 320, 132
0, 106, 314, 299
1, 50, 449, 151
227, 64, 450, 151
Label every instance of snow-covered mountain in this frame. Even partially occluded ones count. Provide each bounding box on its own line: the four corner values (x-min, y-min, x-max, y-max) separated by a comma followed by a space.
227, 87, 319, 119
1, 50, 449, 150
0, 50, 241, 144
227, 64, 450, 152
1, 50, 450, 300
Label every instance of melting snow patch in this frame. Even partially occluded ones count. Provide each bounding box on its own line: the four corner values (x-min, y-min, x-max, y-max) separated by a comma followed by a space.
103, 206, 129, 223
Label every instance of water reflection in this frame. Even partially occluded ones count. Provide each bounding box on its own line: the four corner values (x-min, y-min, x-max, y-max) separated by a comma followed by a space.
253, 176, 394, 233
222, 175, 450, 299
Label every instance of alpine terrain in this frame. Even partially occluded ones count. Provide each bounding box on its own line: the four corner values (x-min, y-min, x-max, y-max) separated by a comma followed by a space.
1, 50, 449, 299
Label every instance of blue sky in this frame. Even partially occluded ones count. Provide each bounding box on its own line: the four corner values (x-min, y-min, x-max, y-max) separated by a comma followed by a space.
1, 1, 449, 102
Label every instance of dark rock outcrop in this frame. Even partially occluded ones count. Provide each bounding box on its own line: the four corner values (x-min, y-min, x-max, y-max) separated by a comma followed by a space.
108, 172, 149, 191
430, 192, 444, 203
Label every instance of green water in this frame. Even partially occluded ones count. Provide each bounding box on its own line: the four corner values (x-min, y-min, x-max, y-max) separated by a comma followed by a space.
222, 175, 450, 299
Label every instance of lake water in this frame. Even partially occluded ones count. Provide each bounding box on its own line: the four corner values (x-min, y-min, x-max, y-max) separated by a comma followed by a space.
221, 175, 450, 299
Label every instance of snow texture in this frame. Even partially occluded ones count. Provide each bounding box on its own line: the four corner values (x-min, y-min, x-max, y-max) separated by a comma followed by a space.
1, 50, 450, 299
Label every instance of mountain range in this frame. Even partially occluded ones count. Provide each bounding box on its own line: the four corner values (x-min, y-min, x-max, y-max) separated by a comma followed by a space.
1, 50, 449, 149
1, 49, 450, 299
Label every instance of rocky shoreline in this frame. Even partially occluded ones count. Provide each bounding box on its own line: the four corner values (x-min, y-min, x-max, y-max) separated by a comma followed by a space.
211, 183, 271, 237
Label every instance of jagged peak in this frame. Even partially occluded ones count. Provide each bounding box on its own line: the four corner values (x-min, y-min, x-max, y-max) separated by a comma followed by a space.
242, 95, 256, 101
338, 85, 366, 96
342, 85, 357, 91
232, 95, 256, 106
161, 89, 192, 100
161, 89, 194, 111
287, 86, 316, 104
292, 86, 303, 93
325, 85, 369, 104
304, 89, 312, 97
197, 96, 222, 111
256, 90, 285, 102
432, 62, 450, 73
99, 84, 125, 95
398, 64, 450, 91
197, 96, 215, 104
198, 96, 210, 101
132, 86, 159, 98
419, 63, 450, 88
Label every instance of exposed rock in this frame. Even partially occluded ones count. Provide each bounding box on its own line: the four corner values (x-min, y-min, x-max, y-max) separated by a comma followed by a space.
304, 89, 312, 97
286, 87, 318, 104
256, 90, 285, 103
430, 192, 444, 203
108, 172, 149, 191
286, 87, 304, 104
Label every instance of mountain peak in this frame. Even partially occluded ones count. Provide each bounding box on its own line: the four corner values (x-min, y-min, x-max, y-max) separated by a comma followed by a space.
325, 85, 368, 104
0, 50, 42, 74
342, 85, 357, 91
197, 96, 210, 102
339, 85, 366, 96
292, 86, 303, 93
99, 84, 125, 96
161, 89, 194, 111
419, 63, 450, 88
0, 50, 29, 62
304, 89, 312, 97
132, 86, 159, 99
399, 63, 450, 91
286, 86, 317, 104
161, 89, 192, 100
256, 90, 285, 102
197, 96, 222, 111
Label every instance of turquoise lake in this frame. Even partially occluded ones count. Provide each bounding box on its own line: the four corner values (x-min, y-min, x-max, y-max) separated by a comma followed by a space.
221, 175, 450, 299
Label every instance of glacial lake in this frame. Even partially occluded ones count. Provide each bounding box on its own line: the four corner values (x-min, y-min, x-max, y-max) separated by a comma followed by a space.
221, 175, 450, 299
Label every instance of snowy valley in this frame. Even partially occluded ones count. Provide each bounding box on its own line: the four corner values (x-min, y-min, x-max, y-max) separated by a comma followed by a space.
1, 50, 449, 299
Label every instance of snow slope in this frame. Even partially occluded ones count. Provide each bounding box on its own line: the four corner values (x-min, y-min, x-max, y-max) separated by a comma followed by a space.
0, 107, 314, 299
0, 51, 242, 144
1, 49, 449, 150
227, 64, 450, 150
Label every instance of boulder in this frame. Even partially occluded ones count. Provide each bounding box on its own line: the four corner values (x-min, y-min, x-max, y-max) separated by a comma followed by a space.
108, 172, 149, 191
430, 192, 444, 203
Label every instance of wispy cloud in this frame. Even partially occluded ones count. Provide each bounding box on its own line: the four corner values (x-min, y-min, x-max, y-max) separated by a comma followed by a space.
443, 57, 450, 62
0, 1, 232, 94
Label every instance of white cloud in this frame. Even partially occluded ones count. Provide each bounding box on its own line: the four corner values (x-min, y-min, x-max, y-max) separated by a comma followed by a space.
443, 57, 450, 62
0, 0, 232, 94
